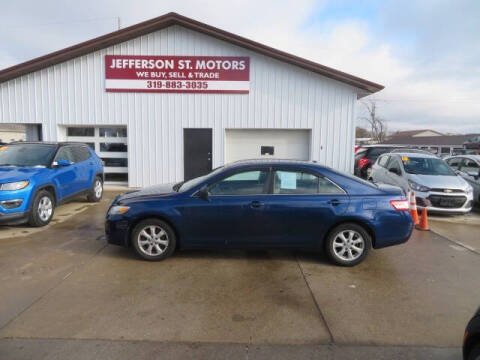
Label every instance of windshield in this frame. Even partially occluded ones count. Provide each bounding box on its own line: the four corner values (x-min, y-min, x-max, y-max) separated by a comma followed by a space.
402, 157, 456, 176
0, 144, 57, 167
177, 166, 225, 192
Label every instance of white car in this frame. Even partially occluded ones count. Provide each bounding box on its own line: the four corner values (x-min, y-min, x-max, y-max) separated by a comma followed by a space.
371, 152, 474, 213
445, 155, 480, 204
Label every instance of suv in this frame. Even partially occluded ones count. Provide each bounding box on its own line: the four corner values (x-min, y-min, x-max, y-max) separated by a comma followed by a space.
0, 142, 104, 226
354, 145, 402, 179
371, 152, 474, 213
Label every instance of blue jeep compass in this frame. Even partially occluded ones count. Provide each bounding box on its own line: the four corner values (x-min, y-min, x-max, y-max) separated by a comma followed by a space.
0, 142, 104, 226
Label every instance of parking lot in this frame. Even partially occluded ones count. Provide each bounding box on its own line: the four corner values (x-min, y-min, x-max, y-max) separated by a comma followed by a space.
0, 192, 478, 359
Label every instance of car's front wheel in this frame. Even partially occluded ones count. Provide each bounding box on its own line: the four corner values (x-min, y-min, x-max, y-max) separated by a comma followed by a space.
28, 190, 55, 227
325, 223, 371, 266
131, 219, 176, 261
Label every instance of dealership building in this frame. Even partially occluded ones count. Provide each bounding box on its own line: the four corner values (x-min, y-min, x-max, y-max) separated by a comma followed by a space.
0, 13, 383, 187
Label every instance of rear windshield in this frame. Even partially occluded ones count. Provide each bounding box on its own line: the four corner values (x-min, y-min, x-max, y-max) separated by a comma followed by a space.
0, 144, 57, 167
402, 157, 456, 176
367, 147, 394, 157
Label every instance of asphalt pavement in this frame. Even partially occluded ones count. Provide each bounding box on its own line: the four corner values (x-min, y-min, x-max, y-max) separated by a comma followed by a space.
0, 191, 478, 359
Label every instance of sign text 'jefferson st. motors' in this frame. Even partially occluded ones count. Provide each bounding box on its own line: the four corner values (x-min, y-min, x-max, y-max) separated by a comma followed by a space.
105, 55, 250, 94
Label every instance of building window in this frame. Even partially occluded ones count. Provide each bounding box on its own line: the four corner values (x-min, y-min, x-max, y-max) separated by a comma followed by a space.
104, 173, 129, 182
100, 143, 127, 152
99, 127, 127, 138
101, 158, 128, 167
67, 127, 94, 137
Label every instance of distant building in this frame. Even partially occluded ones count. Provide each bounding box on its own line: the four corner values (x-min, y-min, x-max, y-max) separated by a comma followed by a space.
389, 129, 444, 138
382, 133, 480, 156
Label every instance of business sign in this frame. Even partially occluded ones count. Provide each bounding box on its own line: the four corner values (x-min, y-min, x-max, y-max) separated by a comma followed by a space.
105, 55, 249, 94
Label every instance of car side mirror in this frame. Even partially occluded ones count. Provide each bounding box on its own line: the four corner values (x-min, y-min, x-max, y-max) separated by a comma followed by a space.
196, 186, 209, 200
389, 167, 400, 175
55, 159, 73, 167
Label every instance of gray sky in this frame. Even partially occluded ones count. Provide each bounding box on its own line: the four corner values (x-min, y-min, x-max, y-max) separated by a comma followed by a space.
1, 0, 479, 134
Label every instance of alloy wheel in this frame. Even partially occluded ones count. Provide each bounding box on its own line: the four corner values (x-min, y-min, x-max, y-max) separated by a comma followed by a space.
38, 196, 53, 222
137, 225, 169, 256
332, 230, 365, 261
94, 180, 103, 198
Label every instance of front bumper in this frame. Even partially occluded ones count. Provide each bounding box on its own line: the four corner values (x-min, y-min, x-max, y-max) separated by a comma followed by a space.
0, 211, 29, 225
414, 190, 473, 214
105, 217, 131, 247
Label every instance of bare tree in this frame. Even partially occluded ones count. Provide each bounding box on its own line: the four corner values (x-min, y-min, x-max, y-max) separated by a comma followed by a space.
359, 100, 388, 143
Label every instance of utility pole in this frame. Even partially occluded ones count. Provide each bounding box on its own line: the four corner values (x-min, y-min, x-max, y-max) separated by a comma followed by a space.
117, 17, 121, 30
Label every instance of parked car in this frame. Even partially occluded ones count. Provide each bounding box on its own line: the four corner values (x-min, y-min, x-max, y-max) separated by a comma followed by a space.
354, 145, 403, 179
106, 159, 413, 267
464, 307, 480, 360
0, 142, 104, 226
445, 155, 480, 204
371, 152, 474, 213
389, 148, 435, 156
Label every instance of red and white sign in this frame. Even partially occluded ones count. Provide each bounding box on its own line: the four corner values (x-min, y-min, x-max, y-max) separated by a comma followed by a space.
105, 55, 249, 94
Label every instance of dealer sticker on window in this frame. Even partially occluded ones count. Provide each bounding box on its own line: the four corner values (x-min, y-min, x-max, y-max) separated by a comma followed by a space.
278, 171, 297, 189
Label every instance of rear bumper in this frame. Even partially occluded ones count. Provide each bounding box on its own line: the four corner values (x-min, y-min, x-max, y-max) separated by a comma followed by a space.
0, 211, 29, 225
373, 211, 414, 249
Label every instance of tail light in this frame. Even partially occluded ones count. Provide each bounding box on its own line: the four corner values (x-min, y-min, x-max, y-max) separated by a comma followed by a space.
358, 158, 371, 168
390, 199, 410, 211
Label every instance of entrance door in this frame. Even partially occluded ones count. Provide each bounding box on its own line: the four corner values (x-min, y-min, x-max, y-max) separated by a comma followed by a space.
184, 129, 212, 180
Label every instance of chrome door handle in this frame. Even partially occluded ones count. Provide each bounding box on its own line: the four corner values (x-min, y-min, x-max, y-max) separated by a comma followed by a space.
250, 201, 264, 208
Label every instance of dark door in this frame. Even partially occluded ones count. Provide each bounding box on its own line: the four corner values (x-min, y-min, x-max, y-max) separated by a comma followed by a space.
260, 168, 350, 247
184, 129, 212, 180
178, 168, 270, 248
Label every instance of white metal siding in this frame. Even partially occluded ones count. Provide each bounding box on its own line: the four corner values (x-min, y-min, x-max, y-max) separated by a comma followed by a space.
0, 25, 358, 187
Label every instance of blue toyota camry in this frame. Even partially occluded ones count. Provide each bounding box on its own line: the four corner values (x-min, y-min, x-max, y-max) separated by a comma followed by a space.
105, 159, 413, 266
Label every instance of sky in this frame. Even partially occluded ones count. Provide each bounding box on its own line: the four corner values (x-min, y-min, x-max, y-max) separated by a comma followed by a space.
0, 0, 479, 134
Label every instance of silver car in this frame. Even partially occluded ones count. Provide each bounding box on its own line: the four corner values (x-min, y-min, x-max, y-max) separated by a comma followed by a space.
445, 155, 480, 204
371, 152, 474, 213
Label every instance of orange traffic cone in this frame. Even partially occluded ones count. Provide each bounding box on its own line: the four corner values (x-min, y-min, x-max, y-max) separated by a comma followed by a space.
409, 191, 419, 225
415, 208, 430, 231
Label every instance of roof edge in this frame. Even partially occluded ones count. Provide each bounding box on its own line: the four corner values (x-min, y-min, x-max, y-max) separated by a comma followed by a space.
0, 12, 384, 94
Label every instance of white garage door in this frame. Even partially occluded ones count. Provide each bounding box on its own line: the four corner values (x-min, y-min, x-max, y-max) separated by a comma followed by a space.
65, 126, 128, 185
226, 129, 311, 163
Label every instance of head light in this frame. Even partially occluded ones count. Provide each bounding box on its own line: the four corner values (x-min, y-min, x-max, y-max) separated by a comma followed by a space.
109, 205, 130, 215
0, 180, 29, 191
466, 185, 473, 195
408, 180, 430, 192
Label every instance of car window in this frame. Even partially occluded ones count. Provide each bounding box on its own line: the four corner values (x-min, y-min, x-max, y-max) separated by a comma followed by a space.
386, 157, 401, 171
273, 170, 343, 195
462, 159, 479, 174
367, 147, 393, 157
72, 146, 91, 162
0, 144, 57, 167
446, 157, 462, 169
209, 170, 269, 195
55, 147, 76, 163
402, 157, 455, 176
378, 155, 389, 168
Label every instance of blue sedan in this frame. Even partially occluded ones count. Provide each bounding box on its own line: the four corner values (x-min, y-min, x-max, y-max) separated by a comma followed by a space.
105, 160, 413, 266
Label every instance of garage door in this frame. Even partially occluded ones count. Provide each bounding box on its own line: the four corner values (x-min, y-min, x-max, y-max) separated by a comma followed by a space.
65, 126, 128, 185
225, 129, 311, 163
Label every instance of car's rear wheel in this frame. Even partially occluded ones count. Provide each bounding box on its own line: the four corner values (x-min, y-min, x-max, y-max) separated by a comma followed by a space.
28, 190, 55, 227
325, 223, 371, 266
87, 176, 103, 202
131, 219, 176, 261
